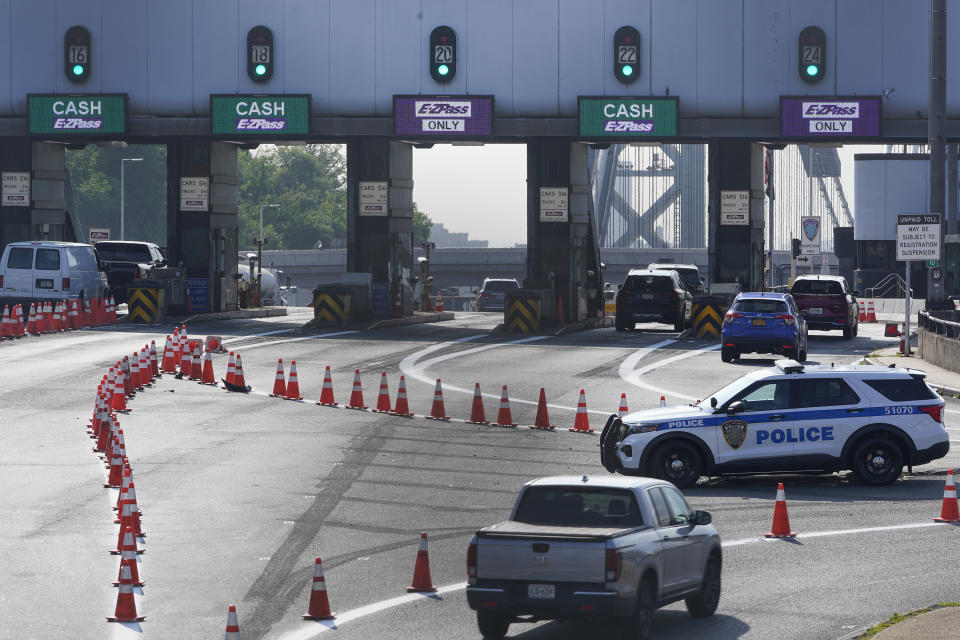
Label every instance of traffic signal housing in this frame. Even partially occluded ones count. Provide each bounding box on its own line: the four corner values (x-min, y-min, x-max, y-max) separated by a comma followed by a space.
429, 26, 456, 83
247, 26, 274, 83
798, 26, 826, 84
792, 238, 802, 258
613, 26, 641, 84
64, 26, 91, 83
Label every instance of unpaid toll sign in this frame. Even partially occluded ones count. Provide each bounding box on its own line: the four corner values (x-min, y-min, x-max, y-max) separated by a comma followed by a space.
28, 94, 127, 135
578, 97, 678, 138
210, 95, 310, 136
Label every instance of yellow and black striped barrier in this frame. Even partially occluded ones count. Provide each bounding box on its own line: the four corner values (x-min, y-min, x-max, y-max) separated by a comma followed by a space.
505, 292, 541, 334
313, 289, 351, 327
127, 283, 164, 323
691, 299, 725, 339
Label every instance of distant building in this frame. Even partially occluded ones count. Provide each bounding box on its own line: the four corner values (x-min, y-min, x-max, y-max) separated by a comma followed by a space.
429, 222, 488, 248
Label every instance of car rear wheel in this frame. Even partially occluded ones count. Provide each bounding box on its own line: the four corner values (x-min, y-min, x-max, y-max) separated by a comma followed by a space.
843, 324, 853, 339
652, 441, 702, 489
619, 578, 655, 640
477, 611, 510, 639
851, 437, 904, 486
685, 555, 721, 617
616, 314, 628, 332
674, 317, 685, 332
720, 347, 735, 363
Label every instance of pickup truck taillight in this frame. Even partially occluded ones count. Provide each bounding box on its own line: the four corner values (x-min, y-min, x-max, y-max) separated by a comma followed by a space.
62, 277, 70, 290
467, 542, 477, 578
605, 548, 622, 582
918, 404, 943, 423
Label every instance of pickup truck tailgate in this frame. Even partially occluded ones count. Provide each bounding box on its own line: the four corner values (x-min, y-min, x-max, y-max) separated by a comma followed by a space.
477, 521, 631, 583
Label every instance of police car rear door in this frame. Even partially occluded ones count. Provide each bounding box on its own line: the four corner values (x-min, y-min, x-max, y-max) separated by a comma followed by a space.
715, 378, 795, 467
790, 377, 863, 464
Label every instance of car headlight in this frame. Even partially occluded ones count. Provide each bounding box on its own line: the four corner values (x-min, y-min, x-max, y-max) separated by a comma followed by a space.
626, 422, 661, 435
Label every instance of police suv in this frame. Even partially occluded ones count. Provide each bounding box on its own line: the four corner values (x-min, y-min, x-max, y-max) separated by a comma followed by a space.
600, 360, 949, 487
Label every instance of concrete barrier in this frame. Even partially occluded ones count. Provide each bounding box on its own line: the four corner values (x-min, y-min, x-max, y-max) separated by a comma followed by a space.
866, 297, 926, 323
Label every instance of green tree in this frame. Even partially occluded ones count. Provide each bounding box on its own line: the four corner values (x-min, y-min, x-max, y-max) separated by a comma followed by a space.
412, 202, 433, 245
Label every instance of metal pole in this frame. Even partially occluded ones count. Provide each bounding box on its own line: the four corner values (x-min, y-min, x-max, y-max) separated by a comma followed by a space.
767, 148, 775, 289
120, 160, 125, 241
929, 0, 947, 305
807, 145, 814, 276
949, 144, 958, 235
904, 262, 912, 355
257, 204, 278, 307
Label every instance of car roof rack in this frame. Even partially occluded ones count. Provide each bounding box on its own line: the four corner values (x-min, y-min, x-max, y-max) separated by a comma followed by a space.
774, 359, 805, 374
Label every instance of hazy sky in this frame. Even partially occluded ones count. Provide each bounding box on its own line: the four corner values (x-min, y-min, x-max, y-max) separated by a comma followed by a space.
413, 144, 527, 247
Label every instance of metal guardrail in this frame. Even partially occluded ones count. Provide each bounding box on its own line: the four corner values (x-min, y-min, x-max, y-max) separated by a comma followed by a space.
918, 310, 960, 339
865, 273, 912, 299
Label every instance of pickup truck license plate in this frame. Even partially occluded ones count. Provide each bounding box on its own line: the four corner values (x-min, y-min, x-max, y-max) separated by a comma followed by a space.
752, 318, 766, 326
642, 293, 654, 300
528, 584, 555, 599
36, 279, 53, 289
810, 307, 823, 315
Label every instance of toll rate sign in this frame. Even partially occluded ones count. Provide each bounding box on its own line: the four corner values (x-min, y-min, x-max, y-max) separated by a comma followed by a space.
210, 95, 310, 137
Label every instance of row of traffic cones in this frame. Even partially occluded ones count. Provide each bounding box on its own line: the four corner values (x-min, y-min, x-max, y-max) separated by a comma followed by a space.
158, 327, 249, 391
857, 299, 878, 323
87, 343, 156, 624
1, 296, 116, 338
224, 531, 439, 634
763, 470, 960, 539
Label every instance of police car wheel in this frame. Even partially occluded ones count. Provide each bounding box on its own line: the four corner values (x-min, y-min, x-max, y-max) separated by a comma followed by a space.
852, 438, 904, 486
652, 442, 701, 489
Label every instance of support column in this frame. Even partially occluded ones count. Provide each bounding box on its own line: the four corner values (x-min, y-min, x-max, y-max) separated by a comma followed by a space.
31, 142, 69, 241
167, 140, 238, 313
0, 138, 34, 247
708, 141, 764, 291
346, 138, 413, 316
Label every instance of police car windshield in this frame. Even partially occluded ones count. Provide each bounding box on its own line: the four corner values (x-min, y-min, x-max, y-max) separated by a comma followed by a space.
704, 372, 766, 408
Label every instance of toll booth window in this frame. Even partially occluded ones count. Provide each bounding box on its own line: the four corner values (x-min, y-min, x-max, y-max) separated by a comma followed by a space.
6, 248, 33, 269
35, 249, 61, 271
793, 379, 860, 408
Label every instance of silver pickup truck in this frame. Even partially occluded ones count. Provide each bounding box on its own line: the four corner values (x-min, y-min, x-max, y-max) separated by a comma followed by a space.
466, 475, 721, 639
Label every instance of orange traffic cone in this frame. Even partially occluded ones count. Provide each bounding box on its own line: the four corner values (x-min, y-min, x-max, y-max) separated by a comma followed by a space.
286, 361, 303, 400
466, 382, 487, 424
373, 371, 392, 412
270, 358, 287, 397
109, 295, 117, 322
110, 369, 127, 412
934, 470, 960, 523
113, 531, 144, 588
531, 388, 555, 430
161, 337, 174, 373
149, 341, 159, 377
569, 389, 594, 433
191, 344, 203, 380
434, 293, 444, 312
391, 375, 414, 417
302, 557, 336, 620
0, 305, 10, 338
618, 393, 629, 417
764, 482, 797, 538
123, 482, 144, 536
233, 355, 247, 388
200, 351, 216, 385
858, 301, 867, 323
26, 303, 38, 335
347, 369, 367, 409
317, 366, 338, 406
426, 378, 449, 420
112, 523, 144, 557
130, 355, 142, 391
492, 385, 517, 427
406, 532, 437, 593
106, 558, 145, 622
224, 605, 239, 639
866, 299, 877, 323
225, 351, 236, 385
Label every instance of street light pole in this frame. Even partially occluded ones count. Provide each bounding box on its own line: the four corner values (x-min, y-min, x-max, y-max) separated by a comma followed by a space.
257, 204, 279, 306
120, 158, 143, 240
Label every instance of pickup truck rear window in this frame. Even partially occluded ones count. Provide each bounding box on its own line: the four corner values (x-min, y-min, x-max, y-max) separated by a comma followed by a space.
96, 243, 153, 262
514, 487, 644, 528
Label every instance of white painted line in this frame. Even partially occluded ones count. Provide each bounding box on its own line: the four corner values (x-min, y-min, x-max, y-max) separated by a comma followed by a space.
227, 330, 359, 352
618, 340, 720, 402
276, 521, 952, 639
221, 328, 300, 344
277, 582, 468, 640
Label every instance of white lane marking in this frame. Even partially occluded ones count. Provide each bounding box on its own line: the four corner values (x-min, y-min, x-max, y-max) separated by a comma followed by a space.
276, 521, 951, 640
618, 340, 720, 402
278, 582, 468, 639
221, 328, 300, 344
226, 330, 359, 352
947, 409, 960, 415
398, 335, 611, 414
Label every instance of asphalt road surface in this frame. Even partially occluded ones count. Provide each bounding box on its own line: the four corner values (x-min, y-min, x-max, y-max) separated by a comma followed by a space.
2, 311, 958, 639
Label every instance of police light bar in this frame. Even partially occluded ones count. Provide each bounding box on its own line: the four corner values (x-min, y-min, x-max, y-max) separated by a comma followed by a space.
774, 359, 804, 374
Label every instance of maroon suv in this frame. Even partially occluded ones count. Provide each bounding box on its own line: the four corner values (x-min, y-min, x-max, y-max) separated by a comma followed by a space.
789, 275, 859, 339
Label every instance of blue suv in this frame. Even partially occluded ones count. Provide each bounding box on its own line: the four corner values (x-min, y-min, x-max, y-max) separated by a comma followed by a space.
721, 292, 808, 363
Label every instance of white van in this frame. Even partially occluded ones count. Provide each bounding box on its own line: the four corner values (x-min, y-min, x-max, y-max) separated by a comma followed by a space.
0, 241, 109, 307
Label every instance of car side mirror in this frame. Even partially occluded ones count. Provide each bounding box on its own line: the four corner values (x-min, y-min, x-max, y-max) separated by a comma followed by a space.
693, 510, 712, 526
710, 397, 717, 408
617, 283, 623, 290
726, 400, 744, 414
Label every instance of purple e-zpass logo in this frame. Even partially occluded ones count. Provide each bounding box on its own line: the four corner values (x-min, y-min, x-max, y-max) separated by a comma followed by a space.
394, 96, 493, 137
603, 120, 654, 133
781, 97, 880, 137
53, 117, 102, 129
235, 118, 286, 131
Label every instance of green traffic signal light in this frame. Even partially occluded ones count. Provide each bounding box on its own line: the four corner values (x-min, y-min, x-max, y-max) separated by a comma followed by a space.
805, 64, 819, 77
255, 64, 267, 76
72, 64, 84, 76
437, 64, 449, 76
621, 65, 634, 77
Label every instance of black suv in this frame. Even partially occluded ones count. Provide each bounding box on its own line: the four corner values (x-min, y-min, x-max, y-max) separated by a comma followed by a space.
615, 269, 692, 332
647, 262, 705, 295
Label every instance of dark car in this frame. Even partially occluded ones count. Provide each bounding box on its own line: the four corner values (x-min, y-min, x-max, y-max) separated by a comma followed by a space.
789, 275, 859, 339
647, 262, 705, 294
720, 292, 808, 362
615, 269, 692, 332
94, 241, 166, 303
476, 278, 519, 311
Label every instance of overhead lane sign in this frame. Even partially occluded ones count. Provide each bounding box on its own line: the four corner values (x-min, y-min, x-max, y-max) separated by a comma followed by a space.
780, 96, 881, 139
578, 97, 677, 138
393, 95, 494, 137
210, 95, 310, 137
28, 94, 127, 135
